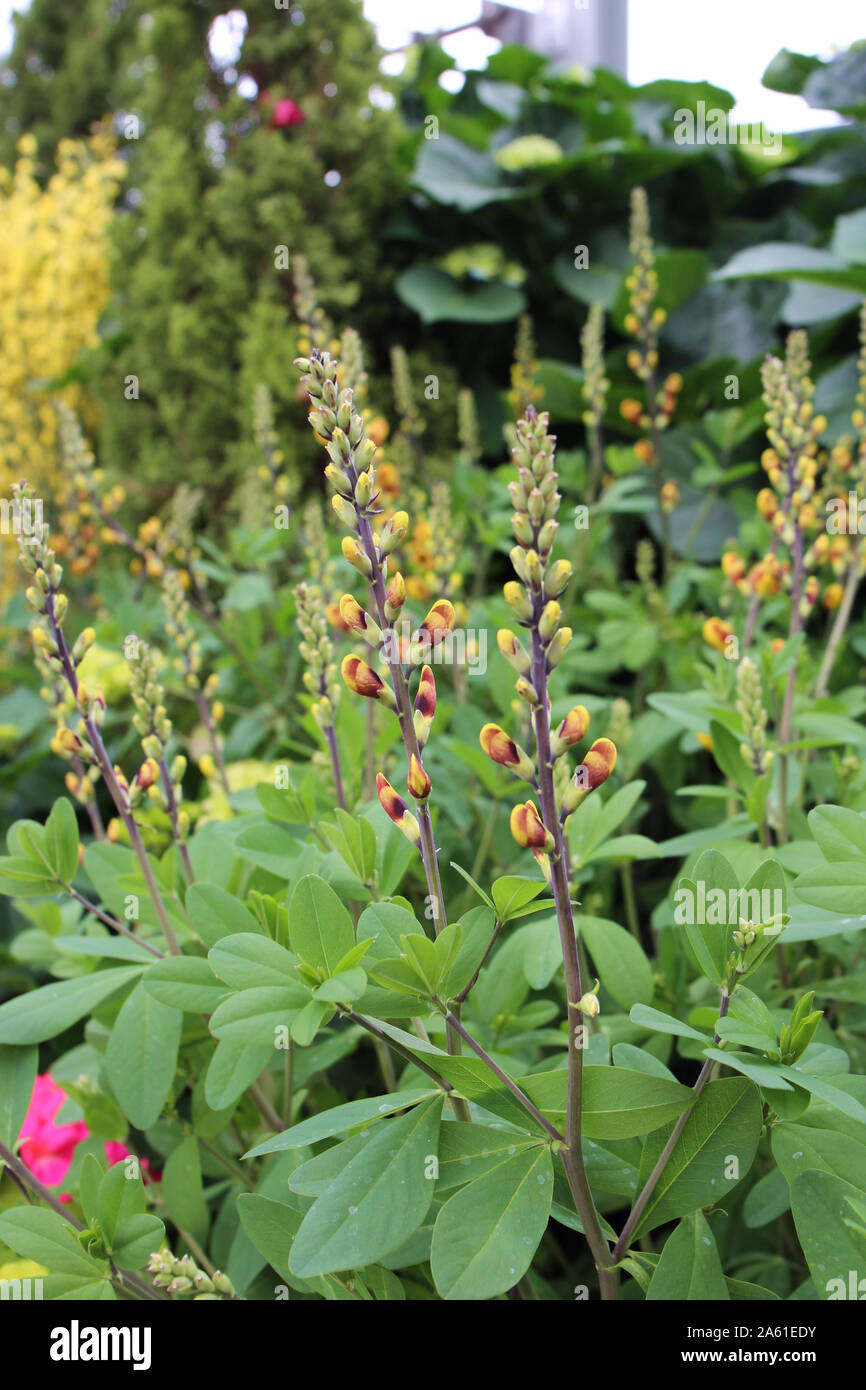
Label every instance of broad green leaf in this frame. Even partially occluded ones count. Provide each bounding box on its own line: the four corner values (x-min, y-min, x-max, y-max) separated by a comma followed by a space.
776, 1065, 866, 1124
790, 1170, 866, 1298
244, 1090, 440, 1158
772, 1122, 866, 1192
743, 1166, 791, 1228
45, 797, 80, 885
97, 1160, 146, 1245
53, 934, 158, 962
0, 966, 144, 1044
633, 1078, 762, 1239
431, 1146, 553, 1300
579, 916, 653, 1009
290, 998, 333, 1046
0, 1208, 106, 1277
205, 1040, 270, 1110
436, 1124, 543, 1191
289, 1133, 370, 1197
808, 805, 866, 862
237, 1193, 302, 1279
611, 1044, 677, 1082
185, 883, 265, 948
289, 1098, 443, 1277
105, 981, 181, 1130
630, 1003, 711, 1043
703, 1048, 792, 1090
208, 933, 299, 990
208, 984, 309, 1045
161, 1136, 208, 1245
490, 876, 546, 922
110, 1214, 165, 1271
523, 1066, 693, 1140
646, 1211, 729, 1300
143, 955, 227, 1012
795, 862, 866, 915
289, 875, 355, 975
0, 1043, 37, 1147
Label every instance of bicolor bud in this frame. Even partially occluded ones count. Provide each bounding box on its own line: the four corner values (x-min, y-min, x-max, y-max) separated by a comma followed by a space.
339, 594, 382, 646
510, 800, 554, 852
413, 665, 436, 747
376, 773, 421, 846
550, 705, 591, 758
479, 724, 536, 782
341, 654, 396, 707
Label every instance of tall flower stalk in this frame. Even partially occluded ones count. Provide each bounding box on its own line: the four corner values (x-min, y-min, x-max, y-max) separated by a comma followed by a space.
14, 483, 180, 956
295, 348, 467, 1078
487, 407, 619, 1299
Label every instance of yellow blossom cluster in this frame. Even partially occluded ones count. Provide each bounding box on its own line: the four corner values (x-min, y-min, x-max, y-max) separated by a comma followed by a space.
0, 130, 124, 595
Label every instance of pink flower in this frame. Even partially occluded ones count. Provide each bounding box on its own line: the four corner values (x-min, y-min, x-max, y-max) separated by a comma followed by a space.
17, 1074, 140, 1197
270, 98, 305, 128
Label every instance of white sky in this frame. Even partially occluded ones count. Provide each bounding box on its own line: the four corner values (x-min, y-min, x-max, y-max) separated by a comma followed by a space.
0, 1, 863, 131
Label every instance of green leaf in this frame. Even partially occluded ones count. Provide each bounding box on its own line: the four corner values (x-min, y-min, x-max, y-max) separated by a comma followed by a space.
436, 1124, 543, 1191
208, 984, 309, 1044
244, 1090, 440, 1158
0, 966, 144, 1044
97, 1159, 146, 1245
289, 875, 355, 975
110, 1213, 165, 1271
45, 798, 80, 885
237, 1193, 302, 1279
431, 1146, 553, 1300
629, 1003, 711, 1043
579, 916, 653, 1009
794, 862, 866, 915
205, 1040, 270, 1111
289, 1098, 443, 1277
161, 1135, 208, 1245
633, 1078, 762, 1239
521, 1067, 693, 1140
290, 998, 333, 1046
208, 933, 299, 990
105, 981, 181, 1130
0, 1207, 107, 1277
0, 1043, 37, 1147
397, 266, 525, 324
790, 1170, 866, 1298
646, 1211, 729, 1300
489, 876, 546, 922
808, 805, 866, 862
53, 934, 157, 962
185, 883, 266, 948
776, 1065, 866, 1124
743, 1166, 791, 1228
143, 956, 227, 1012
772, 1122, 866, 1193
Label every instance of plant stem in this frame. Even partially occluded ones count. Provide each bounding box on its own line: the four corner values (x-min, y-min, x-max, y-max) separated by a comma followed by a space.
45, 594, 180, 956
156, 751, 195, 884
815, 556, 861, 698
528, 614, 617, 1300
443, 1012, 563, 1142
321, 721, 346, 811
612, 992, 730, 1263
66, 886, 165, 958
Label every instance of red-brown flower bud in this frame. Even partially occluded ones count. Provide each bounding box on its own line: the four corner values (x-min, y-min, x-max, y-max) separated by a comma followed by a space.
341, 654, 396, 707
510, 800, 554, 851
480, 724, 536, 782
